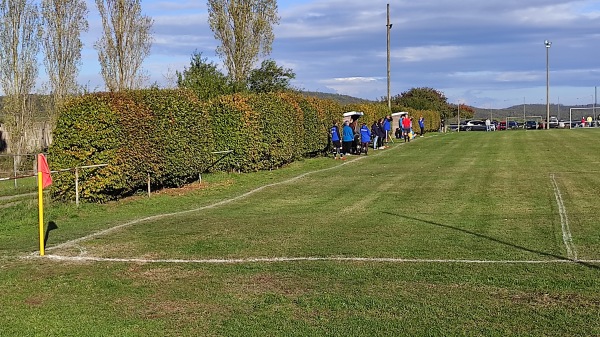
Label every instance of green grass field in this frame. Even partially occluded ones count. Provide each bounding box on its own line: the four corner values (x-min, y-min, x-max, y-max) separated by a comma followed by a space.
1, 129, 599, 336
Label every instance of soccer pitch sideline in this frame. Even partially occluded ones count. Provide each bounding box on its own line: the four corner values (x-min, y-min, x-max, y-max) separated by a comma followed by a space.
1, 129, 599, 336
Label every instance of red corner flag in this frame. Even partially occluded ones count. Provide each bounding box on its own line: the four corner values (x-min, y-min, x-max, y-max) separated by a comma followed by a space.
37, 154, 52, 188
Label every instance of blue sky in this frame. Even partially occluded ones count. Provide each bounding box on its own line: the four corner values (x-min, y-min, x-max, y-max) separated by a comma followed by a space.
72, 0, 600, 107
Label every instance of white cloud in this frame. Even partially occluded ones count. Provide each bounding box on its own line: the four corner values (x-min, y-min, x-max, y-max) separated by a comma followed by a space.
323, 77, 381, 84
394, 46, 465, 62
318, 76, 384, 97
449, 71, 541, 83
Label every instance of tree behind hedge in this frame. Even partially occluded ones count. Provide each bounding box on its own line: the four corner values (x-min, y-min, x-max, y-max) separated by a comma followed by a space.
176, 51, 233, 101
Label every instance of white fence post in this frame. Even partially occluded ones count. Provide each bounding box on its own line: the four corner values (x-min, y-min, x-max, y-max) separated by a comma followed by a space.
75, 167, 79, 206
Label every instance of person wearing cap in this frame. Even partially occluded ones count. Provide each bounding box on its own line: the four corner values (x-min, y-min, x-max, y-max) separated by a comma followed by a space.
359, 122, 371, 155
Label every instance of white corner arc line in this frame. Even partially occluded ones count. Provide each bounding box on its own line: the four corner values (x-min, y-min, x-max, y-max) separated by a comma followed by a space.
550, 174, 578, 260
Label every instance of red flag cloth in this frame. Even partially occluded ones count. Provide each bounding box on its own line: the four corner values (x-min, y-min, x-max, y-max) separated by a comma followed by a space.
37, 154, 52, 188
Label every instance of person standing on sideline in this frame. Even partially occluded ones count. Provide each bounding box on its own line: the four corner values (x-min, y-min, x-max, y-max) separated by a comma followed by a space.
341, 121, 354, 159
402, 115, 412, 142
359, 122, 371, 155
418, 116, 425, 137
383, 115, 392, 143
377, 118, 386, 149
330, 121, 342, 159
485, 118, 491, 132
371, 120, 380, 150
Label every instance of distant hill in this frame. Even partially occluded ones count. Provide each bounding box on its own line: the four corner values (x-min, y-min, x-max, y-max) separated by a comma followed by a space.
473, 104, 599, 121
301, 91, 374, 105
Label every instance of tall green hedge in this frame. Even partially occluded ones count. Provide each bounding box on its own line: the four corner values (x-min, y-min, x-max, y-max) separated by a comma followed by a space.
49, 89, 213, 202
49, 90, 378, 202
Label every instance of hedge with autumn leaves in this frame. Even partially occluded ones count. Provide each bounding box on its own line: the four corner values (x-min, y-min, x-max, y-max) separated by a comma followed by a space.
48, 89, 445, 202
49, 89, 358, 202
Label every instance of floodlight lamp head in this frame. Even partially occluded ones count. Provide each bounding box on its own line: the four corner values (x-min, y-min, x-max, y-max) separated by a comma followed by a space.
544, 40, 552, 48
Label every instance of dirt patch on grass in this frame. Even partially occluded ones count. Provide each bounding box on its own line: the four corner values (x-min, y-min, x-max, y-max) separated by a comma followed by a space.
124, 265, 208, 284
508, 292, 600, 308
154, 181, 210, 196
231, 273, 311, 297
24, 296, 46, 308
154, 179, 236, 197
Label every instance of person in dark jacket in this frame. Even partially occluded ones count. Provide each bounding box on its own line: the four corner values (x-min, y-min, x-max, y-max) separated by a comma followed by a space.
359, 122, 371, 155
377, 118, 386, 149
330, 121, 342, 159
371, 121, 380, 150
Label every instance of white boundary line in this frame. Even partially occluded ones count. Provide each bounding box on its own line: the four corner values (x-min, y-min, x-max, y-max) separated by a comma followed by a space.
31, 254, 600, 264
40, 141, 406, 255
550, 174, 578, 261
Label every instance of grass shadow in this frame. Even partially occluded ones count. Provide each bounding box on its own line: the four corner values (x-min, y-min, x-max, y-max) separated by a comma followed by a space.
44, 221, 58, 248
383, 212, 599, 270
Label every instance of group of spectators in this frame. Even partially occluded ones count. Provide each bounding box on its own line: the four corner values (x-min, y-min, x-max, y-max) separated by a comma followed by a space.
330, 114, 425, 159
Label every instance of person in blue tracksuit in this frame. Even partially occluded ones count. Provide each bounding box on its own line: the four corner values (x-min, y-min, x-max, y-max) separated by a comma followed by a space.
383, 115, 391, 143
330, 121, 342, 159
418, 116, 425, 137
359, 122, 371, 155
341, 121, 354, 158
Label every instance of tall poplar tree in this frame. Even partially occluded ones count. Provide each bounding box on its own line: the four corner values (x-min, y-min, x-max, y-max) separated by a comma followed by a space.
41, 0, 88, 126
207, 0, 279, 84
0, 0, 41, 158
94, 0, 153, 92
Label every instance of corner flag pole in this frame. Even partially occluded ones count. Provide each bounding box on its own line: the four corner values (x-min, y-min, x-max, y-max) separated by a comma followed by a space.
37, 154, 52, 256
38, 169, 45, 256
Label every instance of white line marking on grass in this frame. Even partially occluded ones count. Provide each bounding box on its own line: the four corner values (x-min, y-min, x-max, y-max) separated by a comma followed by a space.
32, 254, 600, 265
551, 174, 578, 261
40, 143, 408, 255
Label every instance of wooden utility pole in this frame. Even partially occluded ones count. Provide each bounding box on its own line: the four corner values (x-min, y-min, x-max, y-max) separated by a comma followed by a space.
387, 4, 392, 110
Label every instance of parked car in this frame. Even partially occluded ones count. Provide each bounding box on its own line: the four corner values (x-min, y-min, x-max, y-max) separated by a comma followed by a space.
498, 121, 519, 130
459, 120, 487, 131
525, 120, 539, 129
